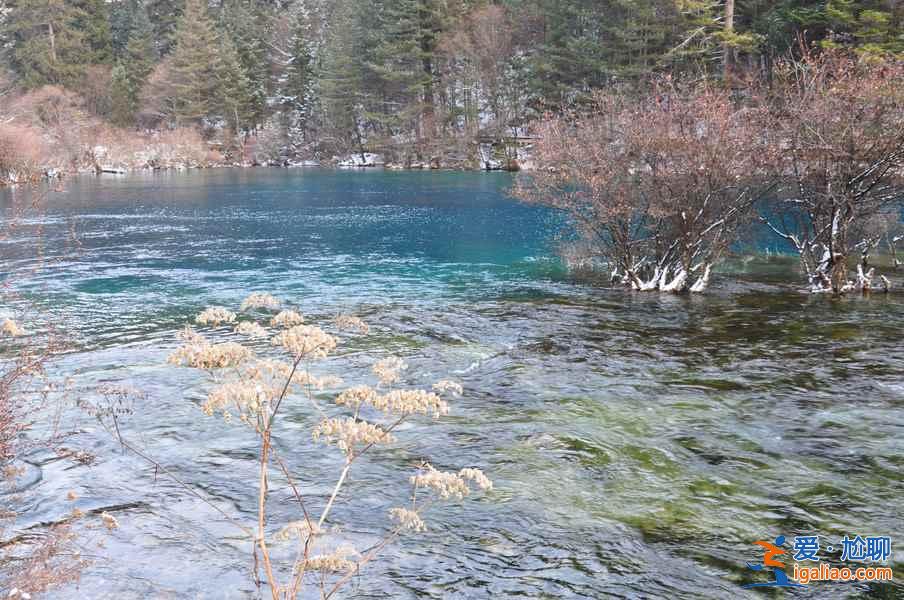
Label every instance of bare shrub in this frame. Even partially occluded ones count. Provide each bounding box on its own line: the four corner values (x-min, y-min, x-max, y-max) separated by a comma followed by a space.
0, 82, 215, 179
2, 86, 97, 173
137, 59, 178, 129
252, 120, 293, 166
2, 524, 85, 597
78, 65, 114, 119
438, 4, 519, 135
0, 125, 47, 185
84, 125, 211, 170
147, 127, 211, 168
0, 190, 87, 594
514, 81, 774, 293
761, 51, 904, 294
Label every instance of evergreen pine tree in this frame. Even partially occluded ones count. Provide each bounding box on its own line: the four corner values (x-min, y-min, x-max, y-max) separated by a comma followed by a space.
283, 10, 315, 138
110, 6, 156, 125
319, 0, 370, 152
109, 0, 138, 56
73, 0, 114, 64
141, 0, 252, 128
146, 0, 185, 55
218, 0, 270, 128
542, 1, 601, 99
165, 0, 223, 123
823, 0, 904, 54
110, 64, 133, 124
216, 34, 253, 133
368, 0, 445, 140
3, 0, 89, 87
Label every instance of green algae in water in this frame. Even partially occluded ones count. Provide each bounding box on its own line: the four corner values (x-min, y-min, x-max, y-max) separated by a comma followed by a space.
663, 377, 749, 391
5, 170, 903, 599
558, 436, 613, 469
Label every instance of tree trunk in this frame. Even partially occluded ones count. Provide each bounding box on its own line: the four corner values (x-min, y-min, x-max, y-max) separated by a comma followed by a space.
689, 264, 713, 293
48, 22, 57, 63
723, 0, 735, 82
418, 1, 437, 143
660, 268, 688, 292
421, 55, 436, 142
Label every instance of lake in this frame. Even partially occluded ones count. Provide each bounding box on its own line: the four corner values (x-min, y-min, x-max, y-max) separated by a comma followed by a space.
3, 169, 902, 598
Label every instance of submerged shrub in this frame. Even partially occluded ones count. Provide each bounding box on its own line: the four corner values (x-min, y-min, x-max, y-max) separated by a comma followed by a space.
514, 81, 774, 293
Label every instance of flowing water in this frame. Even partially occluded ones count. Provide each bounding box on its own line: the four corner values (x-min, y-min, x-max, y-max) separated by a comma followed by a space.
2, 169, 902, 599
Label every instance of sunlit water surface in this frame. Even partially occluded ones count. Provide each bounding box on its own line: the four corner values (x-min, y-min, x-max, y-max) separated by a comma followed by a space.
2, 169, 902, 599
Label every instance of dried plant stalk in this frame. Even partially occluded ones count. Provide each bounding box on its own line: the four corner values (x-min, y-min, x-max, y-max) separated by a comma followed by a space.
101, 293, 493, 599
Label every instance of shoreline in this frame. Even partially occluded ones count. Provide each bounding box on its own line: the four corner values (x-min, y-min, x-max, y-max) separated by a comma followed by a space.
2, 161, 523, 188
1, 130, 534, 187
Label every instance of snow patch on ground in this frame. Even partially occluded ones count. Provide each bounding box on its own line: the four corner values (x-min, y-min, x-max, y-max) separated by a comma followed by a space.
336, 153, 384, 168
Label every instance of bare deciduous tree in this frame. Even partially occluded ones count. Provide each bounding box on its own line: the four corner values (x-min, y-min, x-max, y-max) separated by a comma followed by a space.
761, 52, 904, 294
514, 81, 773, 293
438, 4, 519, 136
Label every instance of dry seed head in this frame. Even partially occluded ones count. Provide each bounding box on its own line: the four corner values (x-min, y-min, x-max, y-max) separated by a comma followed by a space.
313, 417, 395, 455
334, 385, 379, 411
242, 359, 341, 390
234, 321, 269, 338
389, 507, 426, 532
100, 512, 119, 530
240, 292, 282, 312
410, 464, 471, 499
273, 520, 322, 542
305, 545, 358, 573
273, 324, 337, 359
168, 340, 252, 369
411, 463, 492, 499
292, 371, 343, 390
270, 309, 304, 328
372, 357, 407, 385
0, 318, 25, 337
243, 358, 294, 381
432, 379, 463, 396
372, 389, 449, 418
458, 467, 493, 491
334, 314, 370, 334
204, 380, 279, 419
195, 307, 237, 326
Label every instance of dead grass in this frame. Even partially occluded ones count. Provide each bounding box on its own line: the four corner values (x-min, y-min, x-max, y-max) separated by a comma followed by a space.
0, 86, 217, 182
0, 124, 46, 184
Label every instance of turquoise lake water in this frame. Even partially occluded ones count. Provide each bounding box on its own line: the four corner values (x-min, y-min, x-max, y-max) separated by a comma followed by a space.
2, 168, 902, 599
